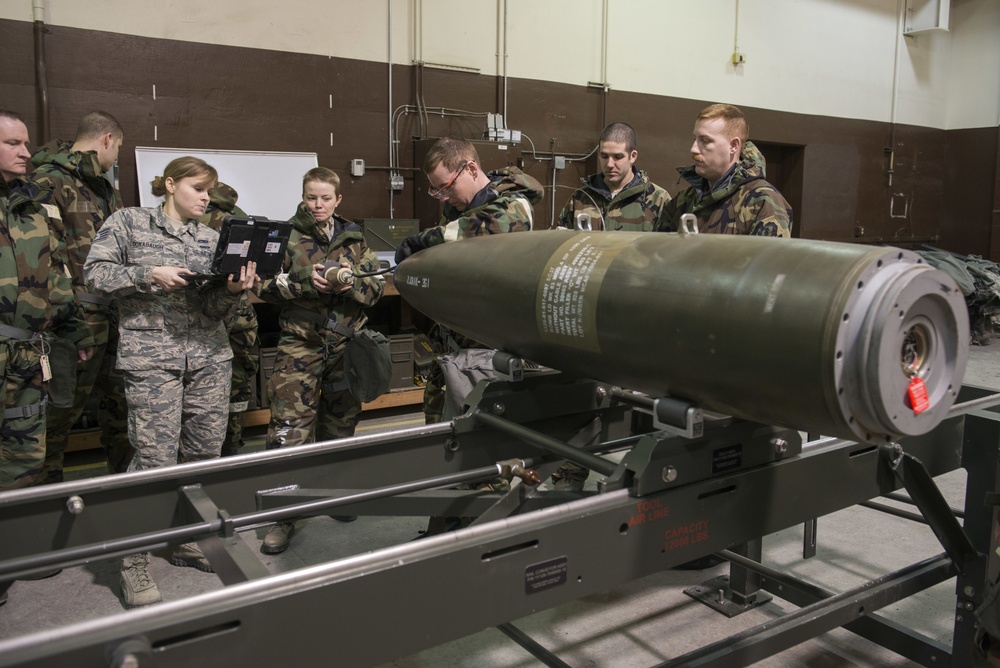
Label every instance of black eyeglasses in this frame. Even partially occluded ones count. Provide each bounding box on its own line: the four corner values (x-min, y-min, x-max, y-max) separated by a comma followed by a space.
427, 161, 469, 199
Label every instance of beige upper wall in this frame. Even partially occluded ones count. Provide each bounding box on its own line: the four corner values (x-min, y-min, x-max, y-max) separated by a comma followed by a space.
2, 0, 997, 130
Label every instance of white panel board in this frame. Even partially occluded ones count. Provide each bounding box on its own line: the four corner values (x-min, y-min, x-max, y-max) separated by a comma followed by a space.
134, 147, 318, 221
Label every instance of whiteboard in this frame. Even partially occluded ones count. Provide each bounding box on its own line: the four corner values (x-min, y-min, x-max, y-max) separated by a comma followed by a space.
135, 147, 318, 221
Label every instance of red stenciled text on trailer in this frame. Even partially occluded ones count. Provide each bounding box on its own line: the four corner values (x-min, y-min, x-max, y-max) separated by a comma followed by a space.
628, 498, 670, 526
663, 520, 710, 551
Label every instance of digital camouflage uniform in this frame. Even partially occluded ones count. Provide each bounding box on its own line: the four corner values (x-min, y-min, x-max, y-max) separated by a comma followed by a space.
196, 183, 260, 456
254, 204, 383, 448
557, 168, 670, 232
84, 205, 238, 470
654, 141, 792, 237
0, 177, 94, 490
30, 139, 131, 479
409, 167, 542, 424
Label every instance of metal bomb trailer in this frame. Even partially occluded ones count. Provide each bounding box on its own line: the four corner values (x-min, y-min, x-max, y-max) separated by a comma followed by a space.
1, 229, 997, 667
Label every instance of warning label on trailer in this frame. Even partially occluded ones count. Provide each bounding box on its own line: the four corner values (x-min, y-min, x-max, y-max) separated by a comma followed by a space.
712, 444, 742, 473
525, 556, 568, 594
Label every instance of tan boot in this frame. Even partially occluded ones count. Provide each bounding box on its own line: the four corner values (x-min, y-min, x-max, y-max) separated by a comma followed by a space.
261, 522, 295, 554
171, 542, 214, 573
120, 553, 161, 608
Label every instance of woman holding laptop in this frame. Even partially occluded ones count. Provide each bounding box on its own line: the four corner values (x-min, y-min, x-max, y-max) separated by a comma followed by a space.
84, 156, 257, 608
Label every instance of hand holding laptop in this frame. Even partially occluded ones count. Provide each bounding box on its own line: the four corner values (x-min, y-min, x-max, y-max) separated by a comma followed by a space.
152, 266, 201, 291
226, 260, 259, 294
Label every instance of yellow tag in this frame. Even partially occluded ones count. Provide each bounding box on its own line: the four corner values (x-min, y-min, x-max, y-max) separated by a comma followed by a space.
40, 354, 52, 381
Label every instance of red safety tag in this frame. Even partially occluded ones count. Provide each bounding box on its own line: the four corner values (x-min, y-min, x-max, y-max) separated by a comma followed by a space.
907, 377, 930, 415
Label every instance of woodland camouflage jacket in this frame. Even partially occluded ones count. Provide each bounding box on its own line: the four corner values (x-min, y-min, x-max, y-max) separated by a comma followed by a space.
415, 167, 543, 248
253, 205, 383, 344
0, 177, 93, 348
654, 141, 792, 237
557, 168, 670, 232
197, 182, 244, 232
30, 140, 123, 294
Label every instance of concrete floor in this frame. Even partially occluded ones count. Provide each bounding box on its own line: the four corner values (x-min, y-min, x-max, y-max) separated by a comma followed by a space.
1, 344, 999, 666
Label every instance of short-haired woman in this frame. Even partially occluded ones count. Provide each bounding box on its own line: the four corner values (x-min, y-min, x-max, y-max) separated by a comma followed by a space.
253, 167, 384, 555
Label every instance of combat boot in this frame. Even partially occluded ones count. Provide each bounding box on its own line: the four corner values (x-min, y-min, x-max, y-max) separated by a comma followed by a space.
120, 553, 161, 608
171, 543, 214, 572
261, 522, 295, 554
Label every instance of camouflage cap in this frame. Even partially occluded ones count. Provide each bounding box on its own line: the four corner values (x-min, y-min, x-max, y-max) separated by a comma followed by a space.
211, 182, 239, 211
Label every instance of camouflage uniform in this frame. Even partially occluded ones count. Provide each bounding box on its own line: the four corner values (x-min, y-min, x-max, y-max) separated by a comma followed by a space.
30, 139, 131, 479
654, 141, 792, 237
254, 205, 383, 448
84, 205, 238, 470
0, 177, 94, 490
410, 167, 542, 423
557, 168, 670, 232
196, 183, 260, 456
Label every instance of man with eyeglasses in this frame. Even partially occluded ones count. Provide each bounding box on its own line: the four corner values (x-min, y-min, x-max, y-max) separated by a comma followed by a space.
395, 136, 543, 426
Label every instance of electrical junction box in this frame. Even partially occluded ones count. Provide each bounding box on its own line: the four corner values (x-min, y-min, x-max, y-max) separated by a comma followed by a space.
356, 218, 420, 253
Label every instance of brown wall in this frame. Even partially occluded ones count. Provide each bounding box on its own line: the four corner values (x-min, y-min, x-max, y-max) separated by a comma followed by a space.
3, 19, 996, 257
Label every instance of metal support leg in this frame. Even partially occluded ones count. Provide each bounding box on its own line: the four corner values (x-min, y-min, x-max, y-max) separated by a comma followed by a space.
729, 539, 764, 607
803, 518, 817, 559
662, 555, 954, 668
898, 454, 980, 575
724, 547, 954, 666
684, 539, 772, 617
178, 485, 271, 585
803, 431, 820, 560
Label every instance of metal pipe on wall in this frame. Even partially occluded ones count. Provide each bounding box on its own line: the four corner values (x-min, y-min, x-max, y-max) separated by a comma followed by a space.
733, 0, 741, 56
412, 0, 428, 138
32, 0, 49, 142
503, 0, 509, 122
600, 0, 609, 128
550, 159, 557, 227
492, 1, 509, 123
887, 0, 905, 189
388, 0, 395, 218
601, 0, 608, 86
